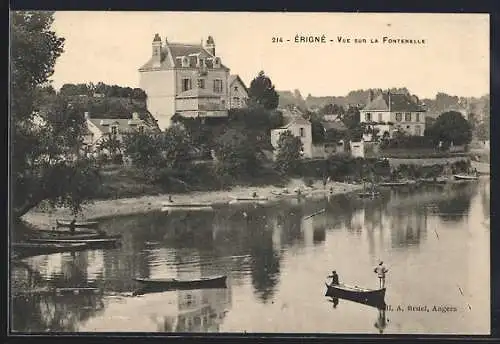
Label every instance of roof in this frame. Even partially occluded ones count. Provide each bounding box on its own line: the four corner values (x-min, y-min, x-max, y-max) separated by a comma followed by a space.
139, 42, 230, 71
322, 121, 347, 131
280, 115, 311, 129
87, 117, 155, 134
363, 92, 426, 112
228, 75, 248, 91
176, 88, 222, 99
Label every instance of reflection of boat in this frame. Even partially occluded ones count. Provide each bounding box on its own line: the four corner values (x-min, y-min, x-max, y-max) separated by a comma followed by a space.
134, 275, 227, 290
453, 174, 479, 181
56, 219, 99, 228
30, 228, 100, 236
325, 283, 386, 305
379, 181, 415, 187
161, 203, 214, 213
357, 191, 380, 199
12, 242, 88, 257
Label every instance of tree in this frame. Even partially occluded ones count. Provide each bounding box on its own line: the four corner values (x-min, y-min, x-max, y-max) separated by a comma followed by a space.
426, 111, 472, 146
213, 129, 259, 178
475, 121, 490, 142
11, 11, 101, 219
248, 71, 279, 110
97, 133, 123, 163
122, 131, 164, 172
274, 131, 303, 174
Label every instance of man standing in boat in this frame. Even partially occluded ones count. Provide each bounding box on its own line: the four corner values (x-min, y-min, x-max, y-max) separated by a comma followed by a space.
374, 261, 389, 288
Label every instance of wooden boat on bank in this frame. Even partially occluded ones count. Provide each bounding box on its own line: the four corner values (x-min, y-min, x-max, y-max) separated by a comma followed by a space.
12, 242, 89, 258
31, 230, 108, 240
56, 219, 99, 228
31, 228, 100, 235
228, 197, 268, 205
357, 191, 381, 199
134, 275, 227, 290
453, 174, 479, 181
325, 282, 386, 304
161, 202, 214, 213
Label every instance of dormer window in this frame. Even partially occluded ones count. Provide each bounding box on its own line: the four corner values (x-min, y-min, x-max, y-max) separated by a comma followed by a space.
197, 57, 205, 68
181, 56, 189, 67
111, 126, 118, 135
213, 57, 220, 68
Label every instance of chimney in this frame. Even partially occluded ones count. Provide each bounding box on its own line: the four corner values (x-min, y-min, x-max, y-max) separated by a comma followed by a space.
205, 36, 215, 56
84, 111, 90, 120
152, 33, 162, 68
132, 112, 139, 120
368, 90, 374, 103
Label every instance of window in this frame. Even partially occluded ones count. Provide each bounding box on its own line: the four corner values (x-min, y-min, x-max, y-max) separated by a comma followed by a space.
395, 113, 402, 122
213, 79, 223, 93
233, 97, 240, 107
415, 125, 422, 136
416, 113, 420, 122
111, 126, 118, 135
378, 113, 383, 122
234, 86, 238, 92
365, 113, 372, 121
405, 112, 412, 121
197, 79, 205, 89
182, 78, 191, 91
138, 125, 144, 133
300, 128, 305, 137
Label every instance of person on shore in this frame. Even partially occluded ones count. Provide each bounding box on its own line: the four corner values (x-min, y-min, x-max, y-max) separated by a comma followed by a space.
328, 270, 339, 286
252, 191, 258, 198
374, 261, 389, 288
168, 195, 173, 203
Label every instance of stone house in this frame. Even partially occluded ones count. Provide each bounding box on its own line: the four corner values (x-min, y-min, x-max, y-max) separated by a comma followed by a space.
139, 34, 246, 130
360, 90, 427, 140
271, 112, 313, 159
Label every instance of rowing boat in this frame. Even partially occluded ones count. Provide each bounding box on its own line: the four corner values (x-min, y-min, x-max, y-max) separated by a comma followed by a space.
134, 275, 227, 290
325, 282, 386, 304
161, 202, 214, 213
453, 174, 479, 181
27, 235, 121, 245
228, 197, 268, 205
31, 231, 107, 240
357, 191, 380, 199
56, 220, 100, 228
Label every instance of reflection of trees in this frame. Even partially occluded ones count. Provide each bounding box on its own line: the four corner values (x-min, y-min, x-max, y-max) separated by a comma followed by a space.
436, 196, 472, 222
10, 264, 105, 332
248, 220, 281, 303
12, 293, 105, 332
389, 207, 426, 248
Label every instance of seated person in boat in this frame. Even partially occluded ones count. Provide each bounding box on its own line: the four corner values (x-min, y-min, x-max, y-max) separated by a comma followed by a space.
252, 191, 258, 198
69, 219, 77, 233
328, 270, 339, 286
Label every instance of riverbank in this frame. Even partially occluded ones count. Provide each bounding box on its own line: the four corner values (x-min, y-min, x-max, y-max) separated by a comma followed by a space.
21, 179, 364, 228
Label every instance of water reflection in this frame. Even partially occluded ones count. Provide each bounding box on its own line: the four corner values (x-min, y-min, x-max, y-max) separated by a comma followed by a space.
11, 179, 489, 333
327, 296, 387, 334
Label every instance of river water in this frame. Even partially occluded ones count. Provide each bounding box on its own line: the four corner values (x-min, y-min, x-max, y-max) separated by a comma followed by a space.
10, 179, 490, 334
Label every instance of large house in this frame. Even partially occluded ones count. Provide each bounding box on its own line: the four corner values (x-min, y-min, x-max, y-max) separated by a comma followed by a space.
139, 34, 248, 130
360, 90, 427, 139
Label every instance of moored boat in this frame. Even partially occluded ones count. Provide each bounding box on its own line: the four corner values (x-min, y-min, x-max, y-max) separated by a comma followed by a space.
228, 197, 268, 205
134, 275, 227, 290
379, 181, 415, 187
27, 235, 121, 245
31, 228, 100, 235
31, 231, 108, 240
357, 191, 380, 199
453, 174, 479, 181
161, 202, 214, 212
56, 219, 99, 228
325, 282, 386, 304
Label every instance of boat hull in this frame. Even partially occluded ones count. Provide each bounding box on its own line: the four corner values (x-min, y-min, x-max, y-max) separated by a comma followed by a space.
56, 220, 99, 228
325, 283, 386, 304
453, 174, 479, 181
134, 275, 227, 291
27, 235, 121, 246
161, 204, 214, 212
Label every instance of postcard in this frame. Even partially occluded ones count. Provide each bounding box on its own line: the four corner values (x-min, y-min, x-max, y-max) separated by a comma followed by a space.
10, 11, 490, 335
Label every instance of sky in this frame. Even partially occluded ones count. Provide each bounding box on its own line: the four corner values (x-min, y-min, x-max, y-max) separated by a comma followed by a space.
50, 12, 490, 99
